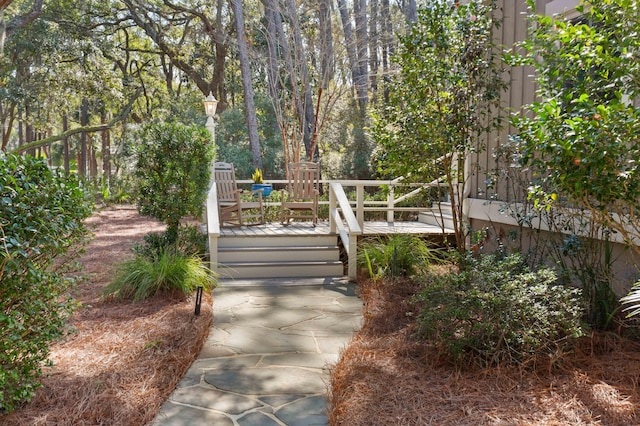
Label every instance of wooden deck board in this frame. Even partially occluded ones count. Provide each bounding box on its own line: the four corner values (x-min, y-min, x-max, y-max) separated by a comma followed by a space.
219, 221, 451, 237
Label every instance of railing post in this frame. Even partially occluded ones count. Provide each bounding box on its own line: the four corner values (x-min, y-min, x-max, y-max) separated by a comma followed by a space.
348, 235, 358, 281
206, 184, 221, 273
387, 185, 395, 223
356, 185, 364, 228
329, 184, 337, 234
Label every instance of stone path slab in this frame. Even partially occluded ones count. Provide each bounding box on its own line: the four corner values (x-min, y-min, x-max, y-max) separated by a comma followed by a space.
152, 279, 362, 426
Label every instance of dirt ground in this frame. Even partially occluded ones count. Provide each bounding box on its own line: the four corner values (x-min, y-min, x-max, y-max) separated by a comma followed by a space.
329, 277, 640, 426
0, 205, 213, 426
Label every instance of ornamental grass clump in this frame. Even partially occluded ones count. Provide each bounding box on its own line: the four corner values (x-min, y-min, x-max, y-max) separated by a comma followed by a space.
103, 250, 216, 301
358, 234, 439, 280
414, 253, 585, 366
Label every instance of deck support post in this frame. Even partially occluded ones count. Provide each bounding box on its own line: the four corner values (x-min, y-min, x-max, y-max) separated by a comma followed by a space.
387, 187, 395, 223
356, 185, 364, 228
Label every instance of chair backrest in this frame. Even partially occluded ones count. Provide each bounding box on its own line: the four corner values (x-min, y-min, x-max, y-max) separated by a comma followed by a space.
287, 162, 320, 200
214, 162, 239, 203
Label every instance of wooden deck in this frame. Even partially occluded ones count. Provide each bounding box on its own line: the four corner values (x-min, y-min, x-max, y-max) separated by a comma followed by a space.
219, 220, 451, 237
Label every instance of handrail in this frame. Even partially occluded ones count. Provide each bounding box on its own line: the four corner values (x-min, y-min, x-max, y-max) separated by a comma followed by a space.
206, 183, 220, 271
329, 182, 362, 281
208, 176, 452, 278
233, 178, 449, 224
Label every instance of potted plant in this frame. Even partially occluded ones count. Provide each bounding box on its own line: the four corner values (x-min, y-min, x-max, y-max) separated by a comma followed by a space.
251, 168, 272, 197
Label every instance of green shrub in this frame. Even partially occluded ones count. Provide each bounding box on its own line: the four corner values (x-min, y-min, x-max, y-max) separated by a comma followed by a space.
103, 251, 216, 301
134, 225, 207, 260
134, 122, 213, 243
358, 234, 438, 280
0, 154, 92, 412
414, 253, 584, 366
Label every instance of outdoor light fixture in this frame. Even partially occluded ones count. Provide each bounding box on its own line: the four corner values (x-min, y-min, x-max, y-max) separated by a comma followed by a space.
204, 92, 218, 186
203, 92, 218, 118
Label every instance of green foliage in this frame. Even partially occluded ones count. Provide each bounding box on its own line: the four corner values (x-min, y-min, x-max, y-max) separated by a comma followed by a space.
370, 0, 505, 251
622, 281, 640, 317
133, 225, 207, 260
414, 254, 584, 366
358, 234, 438, 280
508, 0, 640, 251
103, 250, 216, 302
492, 134, 620, 331
134, 122, 213, 241
0, 153, 93, 412
216, 94, 284, 179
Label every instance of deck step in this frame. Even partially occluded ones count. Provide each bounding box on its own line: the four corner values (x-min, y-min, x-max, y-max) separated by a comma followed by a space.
218, 234, 338, 249
418, 203, 455, 230
215, 232, 344, 279
218, 260, 344, 279
218, 245, 340, 263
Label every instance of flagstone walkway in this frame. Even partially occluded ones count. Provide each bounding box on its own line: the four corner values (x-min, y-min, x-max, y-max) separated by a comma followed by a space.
151, 278, 362, 426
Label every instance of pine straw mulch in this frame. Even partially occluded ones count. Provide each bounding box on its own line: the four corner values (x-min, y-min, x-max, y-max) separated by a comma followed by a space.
0, 205, 213, 426
330, 275, 640, 426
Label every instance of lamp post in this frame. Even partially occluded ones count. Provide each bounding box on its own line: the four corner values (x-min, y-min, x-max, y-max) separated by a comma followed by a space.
203, 91, 218, 146
203, 92, 218, 187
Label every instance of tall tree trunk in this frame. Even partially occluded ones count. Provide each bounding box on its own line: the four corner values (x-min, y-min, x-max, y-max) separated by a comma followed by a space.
263, 0, 278, 101
213, 0, 228, 107
79, 98, 89, 178
319, 0, 334, 89
381, 0, 392, 103
283, 0, 315, 160
101, 108, 111, 182
337, 0, 367, 117
405, 0, 417, 24
262, 0, 284, 162
17, 109, 22, 147
231, 0, 262, 170
89, 133, 97, 178
25, 104, 35, 157
369, 0, 379, 96
354, 0, 369, 114
63, 113, 70, 173
274, 1, 304, 163
0, 102, 14, 151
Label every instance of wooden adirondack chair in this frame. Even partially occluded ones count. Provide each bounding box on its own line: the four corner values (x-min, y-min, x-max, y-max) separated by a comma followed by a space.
280, 161, 320, 226
215, 162, 264, 226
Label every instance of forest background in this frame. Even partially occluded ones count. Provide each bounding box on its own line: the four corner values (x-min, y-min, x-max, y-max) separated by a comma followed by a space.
0, 0, 421, 184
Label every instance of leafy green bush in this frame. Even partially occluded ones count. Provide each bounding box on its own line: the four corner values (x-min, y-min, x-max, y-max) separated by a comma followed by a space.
103, 251, 216, 301
134, 225, 207, 260
0, 153, 92, 412
414, 254, 584, 365
134, 122, 213, 243
358, 234, 438, 280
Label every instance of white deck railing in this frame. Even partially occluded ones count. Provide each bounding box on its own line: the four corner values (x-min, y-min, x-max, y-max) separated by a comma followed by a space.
329, 182, 362, 280
206, 183, 221, 272
206, 178, 448, 278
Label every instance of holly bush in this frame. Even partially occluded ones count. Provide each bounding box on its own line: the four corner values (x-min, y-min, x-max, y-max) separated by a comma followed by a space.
508, 0, 640, 249
0, 153, 92, 412
134, 122, 213, 243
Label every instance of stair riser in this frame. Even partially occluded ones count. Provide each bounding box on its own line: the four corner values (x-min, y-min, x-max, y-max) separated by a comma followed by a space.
419, 212, 455, 230
219, 263, 344, 279
218, 235, 337, 249
218, 248, 339, 263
